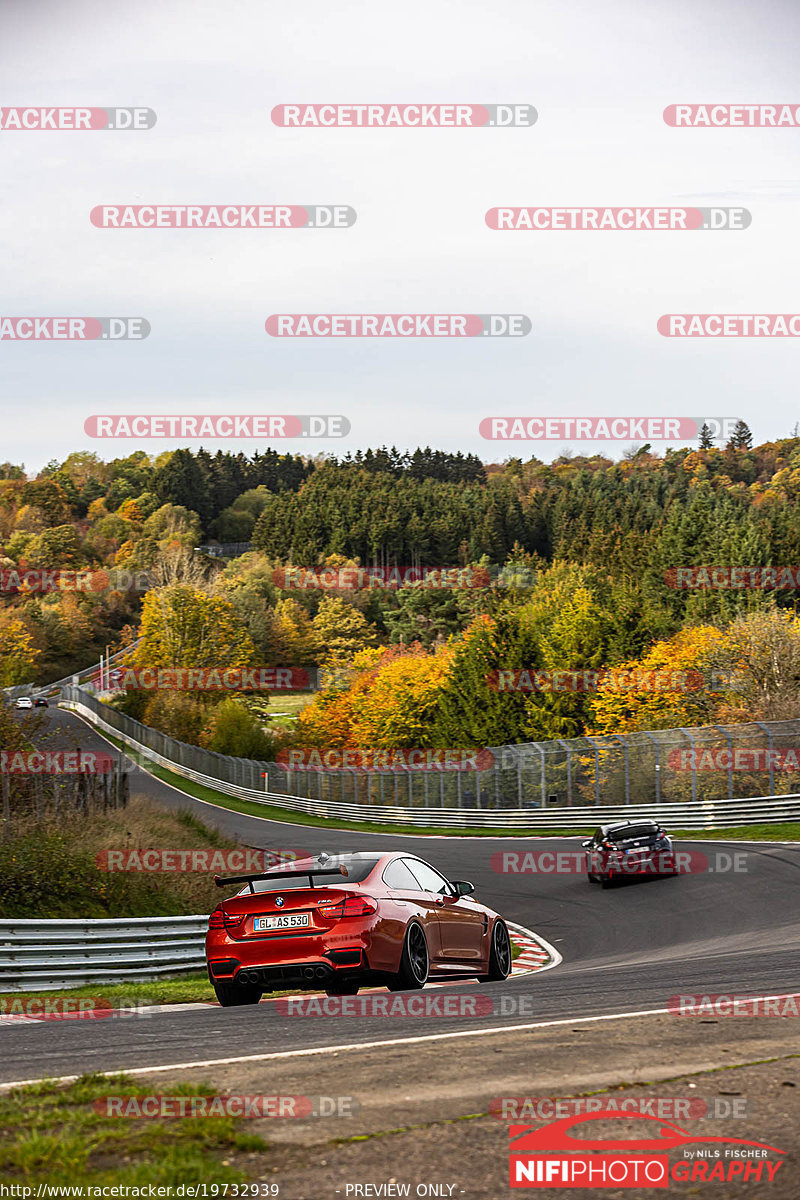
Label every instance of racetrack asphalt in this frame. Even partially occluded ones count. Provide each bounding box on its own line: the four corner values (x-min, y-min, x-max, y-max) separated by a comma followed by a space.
2, 705, 799, 1087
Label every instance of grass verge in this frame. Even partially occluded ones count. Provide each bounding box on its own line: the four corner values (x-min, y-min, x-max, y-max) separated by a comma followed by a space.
0, 1073, 268, 1187
670, 823, 800, 841
1, 940, 522, 1006
0, 974, 217, 1009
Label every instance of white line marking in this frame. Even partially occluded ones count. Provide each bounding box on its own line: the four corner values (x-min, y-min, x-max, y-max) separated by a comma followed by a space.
0, 1007, 674, 1091
5, 987, 800, 1093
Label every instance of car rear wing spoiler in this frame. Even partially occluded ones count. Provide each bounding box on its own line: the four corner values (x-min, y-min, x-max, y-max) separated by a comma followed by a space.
215, 864, 349, 892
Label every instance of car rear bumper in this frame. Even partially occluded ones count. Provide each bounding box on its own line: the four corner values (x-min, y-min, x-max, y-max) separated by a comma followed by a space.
206, 931, 368, 985
586, 850, 676, 876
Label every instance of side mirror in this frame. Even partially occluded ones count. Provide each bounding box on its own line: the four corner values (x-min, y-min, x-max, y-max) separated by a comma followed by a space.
581, 840, 592, 848
450, 880, 475, 897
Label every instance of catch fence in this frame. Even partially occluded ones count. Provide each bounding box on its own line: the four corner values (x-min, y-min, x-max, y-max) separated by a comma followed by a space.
61, 687, 800, 818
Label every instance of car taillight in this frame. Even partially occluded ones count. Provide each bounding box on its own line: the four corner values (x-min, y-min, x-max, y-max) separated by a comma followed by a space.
208, 908, 224, 930
342, 895, 378, 918
317, 894, 378, 920
223, 912, 246, 932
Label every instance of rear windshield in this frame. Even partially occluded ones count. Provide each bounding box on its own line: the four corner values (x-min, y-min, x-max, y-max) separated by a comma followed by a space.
245, 857, 380, 894
609, 825, 659, 842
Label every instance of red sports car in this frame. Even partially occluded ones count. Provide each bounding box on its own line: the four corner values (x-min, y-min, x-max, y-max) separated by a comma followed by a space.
206, 850, 512, 1006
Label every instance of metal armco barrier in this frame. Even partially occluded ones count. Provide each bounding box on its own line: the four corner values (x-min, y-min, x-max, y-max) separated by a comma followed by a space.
61, 686, 800, 813
0, 916, 207, 992
60, 693, 800, 831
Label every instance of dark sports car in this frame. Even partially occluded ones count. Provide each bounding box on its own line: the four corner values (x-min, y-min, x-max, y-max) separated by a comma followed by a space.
206, 850, 512, 1006
582, 820, 677, 887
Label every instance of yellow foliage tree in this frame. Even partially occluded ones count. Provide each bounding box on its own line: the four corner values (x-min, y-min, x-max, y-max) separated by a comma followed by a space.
0, 613, 41, 686
132, 585, 256, 670
587, 625, 726, 736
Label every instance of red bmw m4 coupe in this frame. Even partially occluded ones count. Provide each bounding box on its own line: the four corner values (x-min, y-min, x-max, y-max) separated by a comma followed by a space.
206, 850, 512, 1006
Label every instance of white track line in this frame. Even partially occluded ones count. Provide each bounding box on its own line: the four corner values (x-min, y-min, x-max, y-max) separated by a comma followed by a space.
0, 1006, 679, 1092
5, 989, 800, 1093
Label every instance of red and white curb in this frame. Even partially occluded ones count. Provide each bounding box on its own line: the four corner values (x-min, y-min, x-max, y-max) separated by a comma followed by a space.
0, 925, 561, 1024
508, 921, 562, 976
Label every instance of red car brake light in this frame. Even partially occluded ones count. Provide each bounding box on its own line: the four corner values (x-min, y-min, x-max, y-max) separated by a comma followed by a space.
223, 911, 246, 932
342, 895, 378, 918
317, 894, 378, 920
208, 908, 224, 930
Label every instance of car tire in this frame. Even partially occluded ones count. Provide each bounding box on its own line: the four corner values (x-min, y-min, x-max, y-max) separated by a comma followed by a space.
477, 920, 512, 983
213, 979, 262, 1007
600, 872, 615, 889
388, 922, 429, 991
325, 979, 360, 996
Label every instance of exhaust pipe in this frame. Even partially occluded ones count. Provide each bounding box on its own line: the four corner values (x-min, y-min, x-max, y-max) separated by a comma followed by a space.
315, 966, 328, 979
303, 967, 316, 980
240, 970, 259, 985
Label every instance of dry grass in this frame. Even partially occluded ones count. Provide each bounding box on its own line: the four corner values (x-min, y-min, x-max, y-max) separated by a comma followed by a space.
0, 796, 240, 917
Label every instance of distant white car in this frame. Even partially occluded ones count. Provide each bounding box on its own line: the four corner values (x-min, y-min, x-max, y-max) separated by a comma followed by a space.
15, 696, 33, 709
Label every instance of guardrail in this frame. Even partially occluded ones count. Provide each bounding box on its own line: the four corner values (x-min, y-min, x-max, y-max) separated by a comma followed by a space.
60, 693, 800, 830
3, 642, 141, 703
0, 916, 208, 992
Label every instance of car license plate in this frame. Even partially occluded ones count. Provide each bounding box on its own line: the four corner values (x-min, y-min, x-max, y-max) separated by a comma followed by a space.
253, 913, 310, 931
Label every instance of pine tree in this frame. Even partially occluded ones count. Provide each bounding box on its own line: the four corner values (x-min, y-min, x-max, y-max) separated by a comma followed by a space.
727, 420, 753, 450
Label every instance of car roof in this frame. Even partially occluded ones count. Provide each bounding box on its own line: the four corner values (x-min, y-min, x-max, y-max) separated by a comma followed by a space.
599, 820, 660, 833
285, 851, 394, 865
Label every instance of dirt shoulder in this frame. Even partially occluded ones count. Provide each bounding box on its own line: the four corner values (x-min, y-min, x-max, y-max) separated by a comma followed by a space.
129, 1013, 799, 1198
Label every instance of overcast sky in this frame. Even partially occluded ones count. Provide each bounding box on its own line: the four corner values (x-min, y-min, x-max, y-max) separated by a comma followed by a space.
1, 0, 799, 472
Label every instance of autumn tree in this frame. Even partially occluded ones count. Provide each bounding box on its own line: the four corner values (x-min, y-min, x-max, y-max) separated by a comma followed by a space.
311, 597, 377, 665
348, 644, 455, 748
705, 609, 800, 723
586, 625, 726, 736
132, 585, 256, 670
0, 613, 41, 686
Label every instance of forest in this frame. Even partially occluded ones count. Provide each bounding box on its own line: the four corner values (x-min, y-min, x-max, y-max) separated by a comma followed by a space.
3, 427, 800, 757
